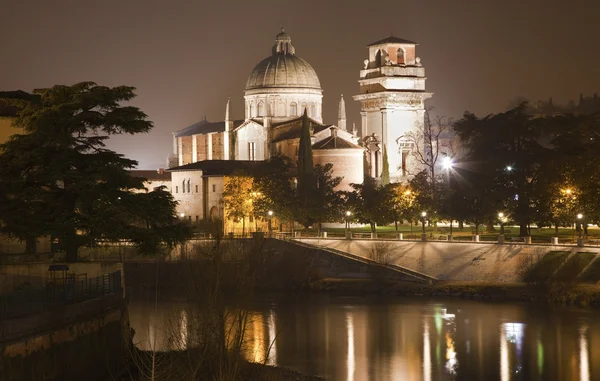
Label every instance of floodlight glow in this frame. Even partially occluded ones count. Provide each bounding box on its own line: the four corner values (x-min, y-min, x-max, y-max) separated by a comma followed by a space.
506, 166, 513, 172
268, 210, 273, 216
577, 213, 583, 219
442, 157, 454, 170
346, 211, 351, 217
179, 213, 185, 218
498, 212, 504, 218
421, 211, 427, 217
565, 189, 572, 194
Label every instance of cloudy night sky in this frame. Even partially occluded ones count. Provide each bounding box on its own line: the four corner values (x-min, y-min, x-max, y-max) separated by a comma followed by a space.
2, 0, 599, 168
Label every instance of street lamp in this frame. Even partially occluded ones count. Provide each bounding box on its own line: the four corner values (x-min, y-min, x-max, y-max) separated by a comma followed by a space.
498, 212, 505, 235
179, 212, 185, 218
443, 157, 454, 237
345, 211, 351, 238
506, 166, 513, 172
268, 210, 273, 236
421, 211, 427, 234
577, 213, 583, 238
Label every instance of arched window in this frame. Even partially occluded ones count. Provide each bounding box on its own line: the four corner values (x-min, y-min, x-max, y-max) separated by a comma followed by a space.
257, 102, 264, 117
290, 102, 297, 116
187, 179, 191, 193
182, 180, 185, 193
397, 48, 405, 65
250, 103, 255, 117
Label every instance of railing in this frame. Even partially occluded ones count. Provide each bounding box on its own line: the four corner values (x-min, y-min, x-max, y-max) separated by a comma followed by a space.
0, 270, 122, 321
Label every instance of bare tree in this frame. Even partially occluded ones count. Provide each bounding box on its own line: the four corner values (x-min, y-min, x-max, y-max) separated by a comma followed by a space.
404, 108, 454, 190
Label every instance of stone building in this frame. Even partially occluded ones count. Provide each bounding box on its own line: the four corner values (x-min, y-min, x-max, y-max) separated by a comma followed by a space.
168, 30, 433, 223
353, 36, 431, 182
168, 29, 366, 221
128, 169, 172, 193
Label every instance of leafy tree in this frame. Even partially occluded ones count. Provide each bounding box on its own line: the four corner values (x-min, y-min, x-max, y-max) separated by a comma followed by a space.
453, 103, 550, 236
222, 173, 255, 235
344, 177, 393, 233
252, 155, 296, 223
385, 182, 416, 233
0, 82, 190, 261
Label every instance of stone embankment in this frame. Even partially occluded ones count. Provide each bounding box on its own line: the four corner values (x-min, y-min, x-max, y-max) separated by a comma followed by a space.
298, 238, 600, 283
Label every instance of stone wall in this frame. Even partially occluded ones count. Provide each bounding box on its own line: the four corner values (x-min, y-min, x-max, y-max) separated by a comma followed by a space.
0, 262, 124, 294
298, 239, 600, 282
0, 295, 130, 381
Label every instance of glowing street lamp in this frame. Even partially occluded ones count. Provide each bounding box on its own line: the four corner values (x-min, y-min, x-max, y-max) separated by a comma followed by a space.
421, 211, 427, 234
506, 166, 513, 172
267, 210, 274, 235
179, 212, 185, 218
498, 212, 505, 235
345, 211, 352, 237
442, 156, 454, 170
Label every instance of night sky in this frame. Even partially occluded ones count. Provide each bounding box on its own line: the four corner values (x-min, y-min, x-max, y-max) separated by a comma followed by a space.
2, 0, 599, 169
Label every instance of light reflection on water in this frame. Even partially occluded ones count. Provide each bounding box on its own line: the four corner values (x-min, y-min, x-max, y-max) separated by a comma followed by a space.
128, 294, 599, 381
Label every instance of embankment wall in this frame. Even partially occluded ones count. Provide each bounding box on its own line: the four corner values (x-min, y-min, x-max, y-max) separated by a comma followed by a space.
298, 239, 600, 282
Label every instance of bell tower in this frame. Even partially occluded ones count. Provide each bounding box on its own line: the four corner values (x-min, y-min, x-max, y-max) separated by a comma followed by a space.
353, 36, 432, 182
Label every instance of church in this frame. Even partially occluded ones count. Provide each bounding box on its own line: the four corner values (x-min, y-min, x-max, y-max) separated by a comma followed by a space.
166, 29, 430, 223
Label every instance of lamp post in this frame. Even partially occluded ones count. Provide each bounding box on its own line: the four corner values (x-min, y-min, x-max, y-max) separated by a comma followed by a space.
498, 212, 505, 235
421, 211, 427, 241
345, 211, 351, 239
442, 157, 454, 239
268, 210, 273, 237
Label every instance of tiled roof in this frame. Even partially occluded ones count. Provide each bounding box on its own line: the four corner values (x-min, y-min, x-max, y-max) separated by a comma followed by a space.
174, 119, 244, 138
129, 170, 171, 181
367, 36, 417, 46
167, 160, 262, 176
312, 135, 363, 150
271, 117, 332, 142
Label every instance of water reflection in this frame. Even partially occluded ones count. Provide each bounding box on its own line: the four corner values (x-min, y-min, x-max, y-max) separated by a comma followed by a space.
128, 294, 600, 381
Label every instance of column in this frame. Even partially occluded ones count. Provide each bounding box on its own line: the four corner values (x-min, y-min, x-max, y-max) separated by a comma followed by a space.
360, 111, 367, 138
207, 133, 213, 160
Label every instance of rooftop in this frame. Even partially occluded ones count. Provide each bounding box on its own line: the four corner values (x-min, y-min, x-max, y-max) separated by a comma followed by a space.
167, 160, 263, 176
367, 36, 417, 46
312, 135, 363, 150
174, 119, 244, 138
129, 170, 171, 181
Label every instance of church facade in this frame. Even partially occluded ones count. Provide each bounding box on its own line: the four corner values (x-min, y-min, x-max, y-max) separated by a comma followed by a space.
167, 30, 429, 223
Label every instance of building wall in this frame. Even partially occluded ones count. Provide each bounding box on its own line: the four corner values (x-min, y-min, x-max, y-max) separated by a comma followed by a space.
244, 91, 323, 123
205, 177, 224, 219
236, 122, 267, 161
178, 136, 193, 166
0, 117, 22, 145
313, 149, 364, 192
171, 171, 204, 222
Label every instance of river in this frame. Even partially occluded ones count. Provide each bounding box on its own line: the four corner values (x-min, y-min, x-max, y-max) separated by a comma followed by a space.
128, 293, 599, 380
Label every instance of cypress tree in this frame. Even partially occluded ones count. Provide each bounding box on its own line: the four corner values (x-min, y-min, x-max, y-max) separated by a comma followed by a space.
296, 109, 315, 207
381, 144, 390, 186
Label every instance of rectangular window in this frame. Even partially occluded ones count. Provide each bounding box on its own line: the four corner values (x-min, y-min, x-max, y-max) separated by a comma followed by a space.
212, 184, 216, 192
401, 150, 408, 177
248, 142, 256, 161
175, 186, 178, 193
196, 216, 199, 221
195, 184, 199, 193
188, 216, 191, 222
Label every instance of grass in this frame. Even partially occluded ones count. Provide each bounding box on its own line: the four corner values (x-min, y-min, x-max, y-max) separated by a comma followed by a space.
524, 251, 571, 282
552, 252, 597, 281
578, 256, 600, 283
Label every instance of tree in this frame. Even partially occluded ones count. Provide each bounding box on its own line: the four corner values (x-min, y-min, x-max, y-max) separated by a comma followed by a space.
453, 103, 550, 236
344, 177, 393, 233
222, 173, 255, 236
0, 82, 191, 261
385, 182, 416, 233
296, 109, 315, 209
380, 144, 390, 186
252, 155, 297, 232
404, 108, 453, 196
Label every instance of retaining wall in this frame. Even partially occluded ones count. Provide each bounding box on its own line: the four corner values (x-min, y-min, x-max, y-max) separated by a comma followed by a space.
298, 239, 600, 282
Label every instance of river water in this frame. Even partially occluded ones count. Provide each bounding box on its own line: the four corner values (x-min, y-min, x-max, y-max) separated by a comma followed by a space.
128, 293, 599, 381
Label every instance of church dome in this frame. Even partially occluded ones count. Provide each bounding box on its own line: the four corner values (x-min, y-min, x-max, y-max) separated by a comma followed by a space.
245, 29, 321, 91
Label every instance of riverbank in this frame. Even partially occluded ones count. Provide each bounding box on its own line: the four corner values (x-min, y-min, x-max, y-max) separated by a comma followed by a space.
116, 349, 324, 381
309, 278, 600, 307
